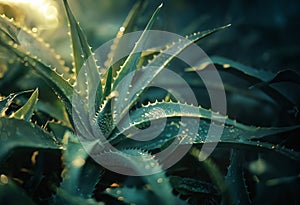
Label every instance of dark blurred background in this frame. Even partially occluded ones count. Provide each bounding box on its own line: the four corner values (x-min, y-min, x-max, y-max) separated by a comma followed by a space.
63, 0, 300, 72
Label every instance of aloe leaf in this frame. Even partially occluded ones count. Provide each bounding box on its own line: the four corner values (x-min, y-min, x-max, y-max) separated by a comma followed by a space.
112, 3, 163, 90
222, 149, 251, 205
110, 101, 300, 145
0, 90, 32, 116
51, 188, 101, 205
193, 140, 300, 161
113, 25, 230, 124
96, 148, 187, 205
190, 148, 232, 205
185, 56, 297, 113
0, 39, 73, 116
10, 88, 38, 121
0, 175, 36, 205
63, 0, 102, 119
104, 186, 157, 205
169, 176, 217, 195
265, 69, 300, 85
190, 56, 300, 86
104, 0, 144, 77
96, 3, 163, 132
186, 56, 274, 81
0, 14, 20, 43
0, 117, 61, 161
60, 131, 104, 198
63, 0, 99, 75
0, 14, 71, 77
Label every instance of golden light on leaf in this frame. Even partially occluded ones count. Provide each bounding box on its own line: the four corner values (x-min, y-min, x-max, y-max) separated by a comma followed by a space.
72, 156, 85, 167
0, 0, 59, 29
0, 174, 8, 184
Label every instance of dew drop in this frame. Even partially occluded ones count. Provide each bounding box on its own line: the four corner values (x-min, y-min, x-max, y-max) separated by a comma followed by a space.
157, 178, 163, 183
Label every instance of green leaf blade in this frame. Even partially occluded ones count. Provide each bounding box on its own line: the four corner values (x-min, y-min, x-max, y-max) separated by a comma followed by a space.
11, 88, 39, 121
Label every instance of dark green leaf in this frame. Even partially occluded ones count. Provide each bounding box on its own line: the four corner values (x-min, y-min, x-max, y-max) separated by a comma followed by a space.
0, 117, 61, 161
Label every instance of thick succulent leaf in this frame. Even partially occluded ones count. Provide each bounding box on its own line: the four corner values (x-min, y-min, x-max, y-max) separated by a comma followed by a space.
0, 90, 31, 116
105, 186, 160, 205
96, 4, 163, 133
186, 56, 274, 81
186, 56, 297, 112
103, 0, 144, 77
110, 101, 300, 145
51, 188, 102, 205
10, 88, 38, 121
112, 3, 162, 89
169, 176, 217, 195
265, 69, 300, 85
190, 56, 300, 86
0, 117, 61, 161
0, 14, 71, 77
222, 149, 250, 205
0, 14, 19, 43
0, 175, 36, 205
60, 131, 104, 198
36, 101, 71, 127
190, 148, 232, 205
192, 140, 300, 161
0, 38, 73, 116
63, 0, 102, 118
96, 148, 187, 204
112, 25, 230, 124
63, 0, 98, 75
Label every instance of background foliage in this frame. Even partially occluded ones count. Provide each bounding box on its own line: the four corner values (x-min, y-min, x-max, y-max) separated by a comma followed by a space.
0, 0, 299, 204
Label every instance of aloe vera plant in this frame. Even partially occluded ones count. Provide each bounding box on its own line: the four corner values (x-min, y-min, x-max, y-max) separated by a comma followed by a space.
0, 0, 299, 205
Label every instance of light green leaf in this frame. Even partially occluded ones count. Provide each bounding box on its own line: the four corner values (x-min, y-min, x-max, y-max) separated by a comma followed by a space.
0, 90, 32, 116
10, 88, 38, 121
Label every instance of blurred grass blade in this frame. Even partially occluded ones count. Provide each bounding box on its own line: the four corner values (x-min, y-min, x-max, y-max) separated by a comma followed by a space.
223, 149, 250, 205
10, 88, 38, 121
